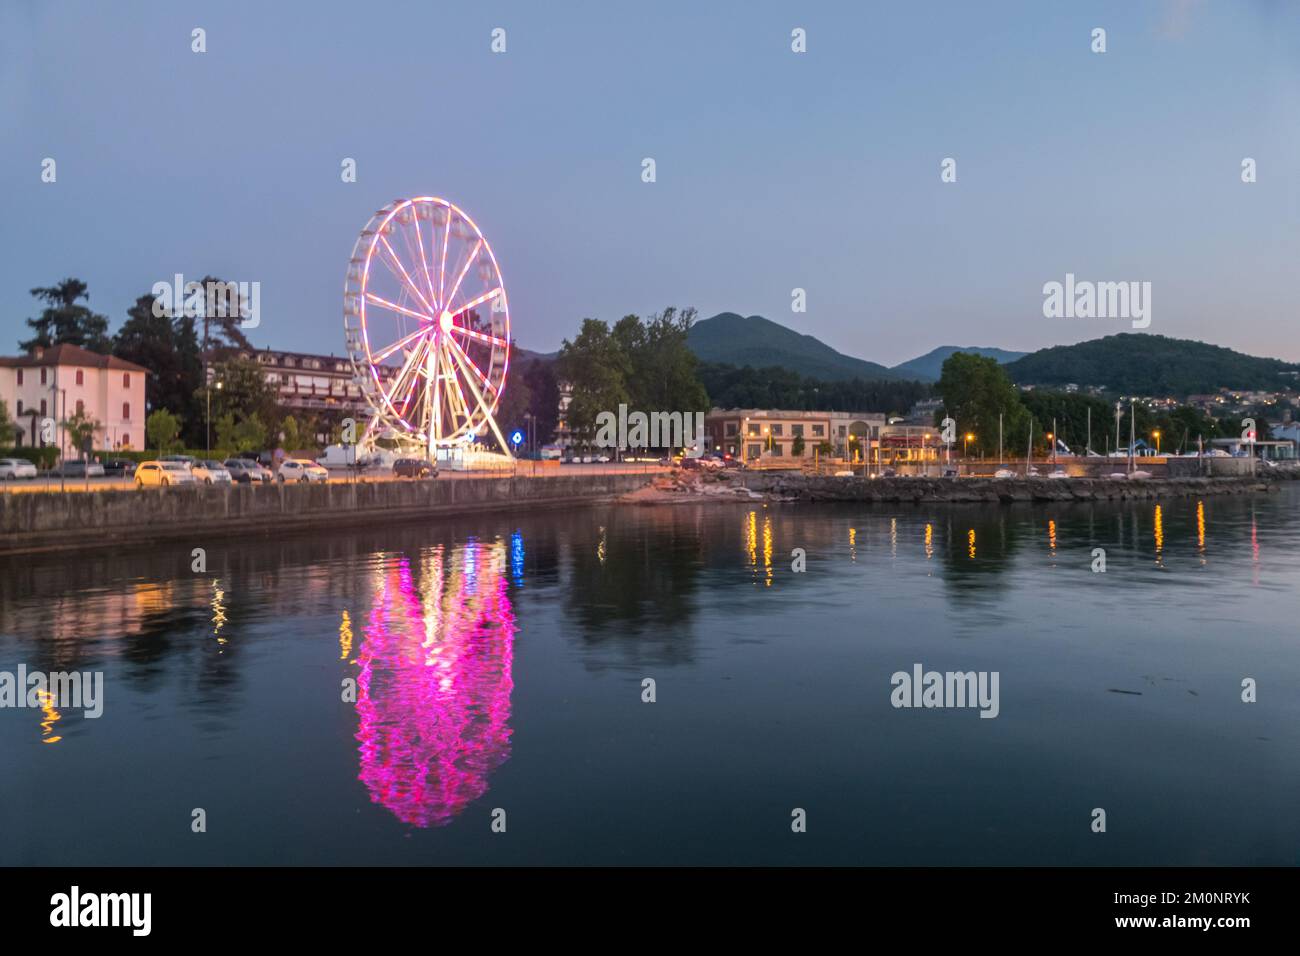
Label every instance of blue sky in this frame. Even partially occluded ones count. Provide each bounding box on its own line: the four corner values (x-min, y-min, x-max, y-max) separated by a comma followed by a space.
2, 0, 1298, 365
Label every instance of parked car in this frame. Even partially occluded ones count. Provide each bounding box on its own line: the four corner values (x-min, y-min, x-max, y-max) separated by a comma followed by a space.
102, 459, 137, 477
679, 457, 703, 471
0, 458, 38, 480
224, 459, 270, 484
160, 454, 197, 467
392, 458, 438, 478
277, 459, 329, 483
193, 460, 233, 484
135, 460, 197, 487
52, 460, 106, 478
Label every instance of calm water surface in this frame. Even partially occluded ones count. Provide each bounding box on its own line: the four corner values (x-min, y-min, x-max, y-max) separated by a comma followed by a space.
3, 488, 1299, 865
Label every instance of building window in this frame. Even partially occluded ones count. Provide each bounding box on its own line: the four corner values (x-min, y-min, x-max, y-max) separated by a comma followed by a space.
771, 444, 783, 456
75, 400, 85, 417
747, 423, 760, 436
771, 424, 783, 436
123, 402, 131, 420
40, 400, 47, 415
15, 370, 22, 386
122, 433, 130, 449
725, 423, 737, 436
813, 425, 824, 436
15, 401, 22, 415
75, 369, 84, 386
792, 424, 804, 437
41, 368, 48, 385
747, 444, 761, 459
123, 372, 131, 388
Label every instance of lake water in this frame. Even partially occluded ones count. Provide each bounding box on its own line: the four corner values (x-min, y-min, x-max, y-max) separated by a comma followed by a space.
3, 487, 1298, 865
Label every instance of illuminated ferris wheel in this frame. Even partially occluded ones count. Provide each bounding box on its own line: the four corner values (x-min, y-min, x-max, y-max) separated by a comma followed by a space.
343, 197, 511, 457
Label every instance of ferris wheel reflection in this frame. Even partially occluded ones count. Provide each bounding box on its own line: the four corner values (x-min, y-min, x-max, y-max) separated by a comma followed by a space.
354, 538, 516, 828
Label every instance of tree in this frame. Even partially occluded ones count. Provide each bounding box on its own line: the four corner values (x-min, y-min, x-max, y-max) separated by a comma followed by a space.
936, 353, 1030, 458
21, 279, 111, 353
279, 415, 302, 452
0, 400, 17, 447
113, 291, 205, 444
203, 356, 278, 427
216, 412, 267, 452
61, 409, 100, 459
556, 308, 710, 452
790, 433, 805, 457
556, 319, 632, 447
146, 409, 182, 453
626, 307, 709, 421
194, 276, 255, 353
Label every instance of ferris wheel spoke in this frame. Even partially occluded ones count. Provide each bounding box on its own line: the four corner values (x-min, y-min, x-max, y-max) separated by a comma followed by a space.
365, 293, 433, 324
383, 333, 433, 415
407, 217, 441, 313
443, 239, 482, 316
372, 325, 429, 365
448, 339, 513, 452
446, 287, 502, 320
376, 237, 436, 316
449, 324, 508, 348
439, 344, 472, 433
438, 214, 451, 306
447, 336, 499, 396
393, 336, 432, 419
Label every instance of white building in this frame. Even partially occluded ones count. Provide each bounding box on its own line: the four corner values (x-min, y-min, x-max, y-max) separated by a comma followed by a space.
0, 344, 148, 453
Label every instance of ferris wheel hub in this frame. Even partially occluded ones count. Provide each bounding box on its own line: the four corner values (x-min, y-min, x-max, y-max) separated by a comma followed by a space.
438, 310, 454, 333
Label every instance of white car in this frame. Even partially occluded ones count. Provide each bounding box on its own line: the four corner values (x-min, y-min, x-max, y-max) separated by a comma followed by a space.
993, 468, 1016, 479
0, 458, 37, 480
193, 460, 233, 484
1047, 469, 1069, 479
135, 460, 197, 487
277, 459, 329, 483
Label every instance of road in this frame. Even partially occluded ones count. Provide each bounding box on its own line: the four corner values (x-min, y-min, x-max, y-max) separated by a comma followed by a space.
0, 462, 669, 494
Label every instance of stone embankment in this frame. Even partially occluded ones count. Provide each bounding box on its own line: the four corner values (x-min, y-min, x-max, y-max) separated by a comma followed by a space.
745, 469, 1296, 504
0, 472, 654, 555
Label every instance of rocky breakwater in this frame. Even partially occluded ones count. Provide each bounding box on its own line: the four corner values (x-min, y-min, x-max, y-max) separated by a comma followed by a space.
759, 471, 1295, 505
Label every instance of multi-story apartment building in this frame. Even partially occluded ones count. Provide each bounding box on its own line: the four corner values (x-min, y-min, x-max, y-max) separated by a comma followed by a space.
0, 344, 147, 452
705, 409, 885, 460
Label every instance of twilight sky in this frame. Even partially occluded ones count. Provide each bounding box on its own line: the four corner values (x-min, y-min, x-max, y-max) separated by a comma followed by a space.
2, 0, 1298, 365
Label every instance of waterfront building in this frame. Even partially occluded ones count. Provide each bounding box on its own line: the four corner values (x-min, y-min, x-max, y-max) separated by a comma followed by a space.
217, 347, 396, 418
0, 344, 147, 452
705, 409, 885, 460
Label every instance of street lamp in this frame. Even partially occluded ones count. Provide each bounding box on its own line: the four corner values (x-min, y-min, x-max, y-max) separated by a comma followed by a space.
1153, 429, 1161, 455
964, 432, 974, 458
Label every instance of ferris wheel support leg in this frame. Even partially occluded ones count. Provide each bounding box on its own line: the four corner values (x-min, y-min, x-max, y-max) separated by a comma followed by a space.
448, 342, 514, 460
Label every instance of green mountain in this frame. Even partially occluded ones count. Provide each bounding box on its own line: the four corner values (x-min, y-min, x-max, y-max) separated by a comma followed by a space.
688, 312, 902, 382
892, 346, 1027, 382
1005, 333, 1300, 395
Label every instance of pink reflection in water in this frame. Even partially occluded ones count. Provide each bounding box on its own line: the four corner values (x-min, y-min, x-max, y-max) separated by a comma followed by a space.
355, 540, 516, 827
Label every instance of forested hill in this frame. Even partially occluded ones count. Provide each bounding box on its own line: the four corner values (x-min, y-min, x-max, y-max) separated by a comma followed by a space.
1005, 333, 1299, 394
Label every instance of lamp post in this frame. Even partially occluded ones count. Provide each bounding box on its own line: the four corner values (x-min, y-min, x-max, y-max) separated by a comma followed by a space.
1153, 429, 1161, 456
207, 380, 223, 454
